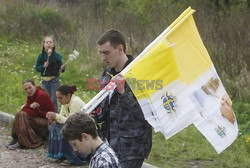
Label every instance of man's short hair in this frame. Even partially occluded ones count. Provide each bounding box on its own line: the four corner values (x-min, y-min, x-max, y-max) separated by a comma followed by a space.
62, 113, 98, 141
97, 29, 126, 52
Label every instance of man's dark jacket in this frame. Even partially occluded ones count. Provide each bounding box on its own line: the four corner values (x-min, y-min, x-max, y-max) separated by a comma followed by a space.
96, 55, 152, 162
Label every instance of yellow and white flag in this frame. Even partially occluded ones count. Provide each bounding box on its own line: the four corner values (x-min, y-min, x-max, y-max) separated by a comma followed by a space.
124, 7, 238, 154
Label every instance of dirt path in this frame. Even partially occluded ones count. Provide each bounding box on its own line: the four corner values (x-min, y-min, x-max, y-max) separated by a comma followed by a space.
0, 121, 87, 168
0, 120, 156, 168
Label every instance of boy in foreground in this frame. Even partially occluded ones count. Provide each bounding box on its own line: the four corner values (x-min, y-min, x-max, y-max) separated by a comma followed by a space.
62, 113, 120, 168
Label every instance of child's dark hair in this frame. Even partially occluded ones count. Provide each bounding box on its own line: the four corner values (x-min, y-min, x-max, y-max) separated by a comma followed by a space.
63, 113, 98, 141
57, 85, 77, 96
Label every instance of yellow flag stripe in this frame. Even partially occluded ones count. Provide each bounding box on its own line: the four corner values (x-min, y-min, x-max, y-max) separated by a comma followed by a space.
125, 41, 180, 99
167, 7, 196, 38
125, 7, 213, 99
167, 16, 213, 84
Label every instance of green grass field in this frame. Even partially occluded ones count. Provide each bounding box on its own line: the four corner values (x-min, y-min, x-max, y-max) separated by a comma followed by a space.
0, 40, 249, 168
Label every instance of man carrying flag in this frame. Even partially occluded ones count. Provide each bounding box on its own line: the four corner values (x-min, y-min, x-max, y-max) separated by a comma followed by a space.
82, 7, 238, 158
93, 29, 152, 168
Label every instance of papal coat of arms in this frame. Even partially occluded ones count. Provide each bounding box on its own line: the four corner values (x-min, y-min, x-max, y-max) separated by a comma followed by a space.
215, 125, 226, 138
161, 92, 177, 113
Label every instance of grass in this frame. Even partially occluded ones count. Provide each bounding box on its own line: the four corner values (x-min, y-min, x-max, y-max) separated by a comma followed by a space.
146, 102, 250, 167
0, 39, 101, 115
146, 125, 250, 167
0, 40, 249, 168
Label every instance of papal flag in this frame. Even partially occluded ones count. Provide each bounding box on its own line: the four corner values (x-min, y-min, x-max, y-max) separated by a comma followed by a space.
123, 7, 238, 154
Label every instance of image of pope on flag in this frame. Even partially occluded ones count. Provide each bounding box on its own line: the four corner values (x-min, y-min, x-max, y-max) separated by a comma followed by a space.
123, 7, 238, 154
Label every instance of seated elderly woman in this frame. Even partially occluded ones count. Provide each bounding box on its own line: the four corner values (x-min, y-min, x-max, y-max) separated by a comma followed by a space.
46, 85, 86, 166
6, 79, 55, 149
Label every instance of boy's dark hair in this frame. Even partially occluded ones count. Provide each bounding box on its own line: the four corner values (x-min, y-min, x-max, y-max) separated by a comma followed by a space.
63, 113, 98, 141
97, 29, 126, 53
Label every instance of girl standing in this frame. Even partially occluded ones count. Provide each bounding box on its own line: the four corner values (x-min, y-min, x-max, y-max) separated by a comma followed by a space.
35, 35, 66, 112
